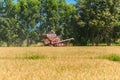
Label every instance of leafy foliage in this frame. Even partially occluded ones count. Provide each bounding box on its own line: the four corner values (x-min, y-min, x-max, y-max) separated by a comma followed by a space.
0, 0, 120, 46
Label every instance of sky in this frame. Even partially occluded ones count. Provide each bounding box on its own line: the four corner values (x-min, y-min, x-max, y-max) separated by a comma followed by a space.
66, 0, 76, 4
13, 0, 76, 4
14, 0, 17, 2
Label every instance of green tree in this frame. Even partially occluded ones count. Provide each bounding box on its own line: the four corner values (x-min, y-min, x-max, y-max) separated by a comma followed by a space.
59, 3, 76, 39
0, 0, 20, 46
0, 17, 19, 46
101, 0, 120, 45
76, 0, 120, 46
17, 0, 41, 46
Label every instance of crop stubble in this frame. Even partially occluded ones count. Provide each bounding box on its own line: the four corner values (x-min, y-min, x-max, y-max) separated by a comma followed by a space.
0, 47, 120, 80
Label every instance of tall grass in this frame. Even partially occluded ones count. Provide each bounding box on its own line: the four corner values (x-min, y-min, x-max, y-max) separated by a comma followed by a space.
24, 54, 46, 60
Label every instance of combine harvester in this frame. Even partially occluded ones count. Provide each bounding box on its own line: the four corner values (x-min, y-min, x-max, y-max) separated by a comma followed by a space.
42, 31, 74, 46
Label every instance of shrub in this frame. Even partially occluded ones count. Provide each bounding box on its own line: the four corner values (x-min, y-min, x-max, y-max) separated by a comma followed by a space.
99, 54, 120, 61
25, 54, 46, 60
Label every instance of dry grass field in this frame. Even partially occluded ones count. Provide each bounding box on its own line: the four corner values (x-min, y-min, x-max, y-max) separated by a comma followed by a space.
0, 47, 120, 80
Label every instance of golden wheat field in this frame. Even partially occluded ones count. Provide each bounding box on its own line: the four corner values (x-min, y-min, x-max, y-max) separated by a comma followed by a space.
0, 47, 120, 80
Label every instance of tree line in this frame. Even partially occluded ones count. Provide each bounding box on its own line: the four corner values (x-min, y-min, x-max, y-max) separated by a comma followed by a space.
0, 0, 120, 46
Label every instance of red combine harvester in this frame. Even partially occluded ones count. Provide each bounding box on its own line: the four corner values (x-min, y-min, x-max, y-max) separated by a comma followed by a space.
42, 31, 74, 46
